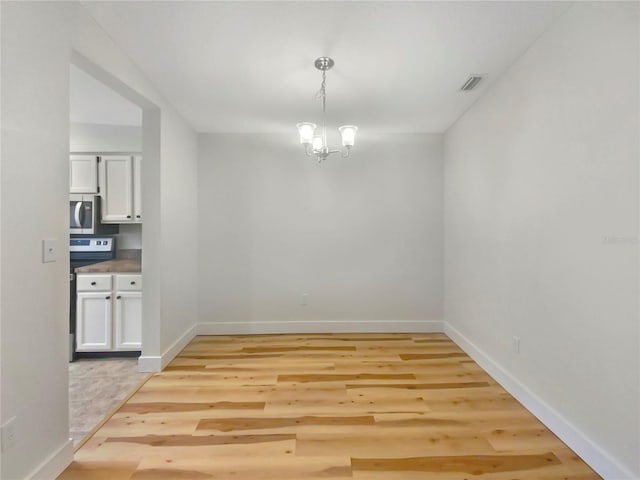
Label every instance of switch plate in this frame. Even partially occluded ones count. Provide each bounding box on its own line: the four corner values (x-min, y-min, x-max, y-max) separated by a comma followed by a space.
512, 336, 520, 354
1, 416, 17, 452
43, 238, 57, 263
301, 293, 308, 306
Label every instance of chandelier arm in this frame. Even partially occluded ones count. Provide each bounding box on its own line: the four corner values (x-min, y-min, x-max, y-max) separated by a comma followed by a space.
341, 147, 352, 158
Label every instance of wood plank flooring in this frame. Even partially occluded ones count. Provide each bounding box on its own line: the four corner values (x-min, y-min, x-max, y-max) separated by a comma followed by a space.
57, 333, 601, 480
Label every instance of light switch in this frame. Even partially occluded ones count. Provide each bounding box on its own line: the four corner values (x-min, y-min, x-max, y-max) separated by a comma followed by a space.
43, 239, 57, 263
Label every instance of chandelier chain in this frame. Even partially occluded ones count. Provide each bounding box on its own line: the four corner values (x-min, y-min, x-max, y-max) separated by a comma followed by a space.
315, 69, 328, 150
315, 69, 327, 114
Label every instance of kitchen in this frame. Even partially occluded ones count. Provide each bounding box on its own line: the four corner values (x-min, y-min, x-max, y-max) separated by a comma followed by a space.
68, 64, 147, 446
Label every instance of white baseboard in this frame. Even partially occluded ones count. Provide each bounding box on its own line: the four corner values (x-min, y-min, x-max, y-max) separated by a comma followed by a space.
26, 439, 73, 480
139, 320, 441, 372
444, 322, 637, 480
137, 355, 162, 372
138, 323, 197, 372
196, 320, 444, 336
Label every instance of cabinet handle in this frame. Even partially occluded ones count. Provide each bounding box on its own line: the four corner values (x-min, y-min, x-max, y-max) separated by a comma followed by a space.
91, 282, 97, 286
106, 295, 111, 300
127, 215, 132, 219
116, 295, 121, 300
130, 281, 136, 285
136, 215, 141, 219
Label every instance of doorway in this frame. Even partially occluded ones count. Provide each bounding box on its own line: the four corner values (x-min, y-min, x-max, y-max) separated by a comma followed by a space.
68, 54, 159, 447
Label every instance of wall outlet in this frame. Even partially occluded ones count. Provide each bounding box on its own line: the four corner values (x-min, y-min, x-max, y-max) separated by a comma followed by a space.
301, 293, 308, 306
1, 416, 17, 452
512, 336, 521, 354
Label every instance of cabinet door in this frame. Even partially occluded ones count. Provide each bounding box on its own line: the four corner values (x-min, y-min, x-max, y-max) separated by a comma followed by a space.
76, 292, 112, 351
133, 156, 142, 223
114, 292, 142, 350
100, 155, 133, 223
70, 155, 99, 194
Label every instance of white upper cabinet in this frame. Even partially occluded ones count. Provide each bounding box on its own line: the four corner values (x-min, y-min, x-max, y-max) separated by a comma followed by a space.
133, 155, 142, 222
70, 155, 99, 194
98, 154, 142, 224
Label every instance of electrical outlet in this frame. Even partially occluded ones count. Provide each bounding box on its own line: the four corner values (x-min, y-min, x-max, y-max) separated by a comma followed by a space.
1, 416, 17, 452
512, 336, 520, 354
301, 293, 308, 306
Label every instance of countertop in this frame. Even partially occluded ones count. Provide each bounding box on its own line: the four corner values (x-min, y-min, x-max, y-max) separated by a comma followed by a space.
75, 258, 141, 274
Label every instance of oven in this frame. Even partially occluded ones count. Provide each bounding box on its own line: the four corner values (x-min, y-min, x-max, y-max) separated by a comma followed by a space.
69, 236, 116, 361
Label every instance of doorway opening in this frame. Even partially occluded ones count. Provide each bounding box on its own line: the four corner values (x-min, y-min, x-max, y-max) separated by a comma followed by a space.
68, 53, 160, 447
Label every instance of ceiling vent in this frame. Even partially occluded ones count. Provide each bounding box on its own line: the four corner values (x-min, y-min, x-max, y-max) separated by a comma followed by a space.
460, 75, 485, 92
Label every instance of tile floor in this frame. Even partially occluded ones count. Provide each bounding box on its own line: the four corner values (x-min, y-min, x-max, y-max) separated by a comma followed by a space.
68, 358, 149, 446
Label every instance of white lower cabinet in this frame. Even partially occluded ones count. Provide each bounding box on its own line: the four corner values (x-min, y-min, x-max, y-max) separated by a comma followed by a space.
114, 291, 142, 350
76, 273, 142, 352
76, 292, 113, 351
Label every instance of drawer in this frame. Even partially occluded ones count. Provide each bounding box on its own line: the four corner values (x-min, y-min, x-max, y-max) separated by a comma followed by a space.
77, 274, 112, 291
116, 274, 142, 291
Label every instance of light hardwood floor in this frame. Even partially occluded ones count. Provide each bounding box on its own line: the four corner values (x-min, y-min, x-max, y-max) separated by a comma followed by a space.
57, 333, 601, 480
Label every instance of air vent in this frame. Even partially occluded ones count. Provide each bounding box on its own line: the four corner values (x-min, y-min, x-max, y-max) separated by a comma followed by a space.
460, 75, 485, 91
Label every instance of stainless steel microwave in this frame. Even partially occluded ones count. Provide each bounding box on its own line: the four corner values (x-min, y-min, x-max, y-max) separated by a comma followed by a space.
70, 195, 118, 235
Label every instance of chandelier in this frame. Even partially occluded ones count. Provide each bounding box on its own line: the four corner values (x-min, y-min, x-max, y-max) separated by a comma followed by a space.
296, 57, 358, 163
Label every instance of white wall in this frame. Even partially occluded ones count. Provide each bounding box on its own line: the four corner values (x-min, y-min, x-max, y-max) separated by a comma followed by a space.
198, 133, 443, 332
444, 3, 639, 478
70, 122, 141, 152
0, 2, 199, 477
1, 2, 74, 478
159, 110, 199, 352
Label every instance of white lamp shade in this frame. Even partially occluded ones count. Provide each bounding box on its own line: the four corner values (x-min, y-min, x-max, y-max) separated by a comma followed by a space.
296, 122, 316, 145
312, 135, 324, 152
338, 125, 358, 147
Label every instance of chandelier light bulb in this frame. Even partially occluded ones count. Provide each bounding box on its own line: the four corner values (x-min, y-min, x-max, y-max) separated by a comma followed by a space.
312, 135, 324, 152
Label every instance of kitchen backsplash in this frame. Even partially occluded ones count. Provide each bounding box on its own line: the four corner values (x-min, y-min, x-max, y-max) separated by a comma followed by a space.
116, 249, 142, 261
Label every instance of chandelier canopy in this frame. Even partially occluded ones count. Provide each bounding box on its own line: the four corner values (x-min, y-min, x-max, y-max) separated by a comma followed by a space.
296, 57, 358, 163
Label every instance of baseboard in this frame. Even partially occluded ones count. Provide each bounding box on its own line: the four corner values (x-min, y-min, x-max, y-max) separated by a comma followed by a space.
139, 320, 442, 371
196, 320, 444, 336
26, 438, 73, 480
444, 322, 637, 480
138, 323, 197, 372
137, 355, 161, 372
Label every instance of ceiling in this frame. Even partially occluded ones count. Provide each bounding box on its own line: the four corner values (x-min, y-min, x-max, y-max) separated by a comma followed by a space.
70, 64, 142, 126
80, 1, 571, 133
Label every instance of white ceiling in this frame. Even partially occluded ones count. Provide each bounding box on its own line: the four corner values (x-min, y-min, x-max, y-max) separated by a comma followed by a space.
81, 1, 571, 133
70, 64, 142, 126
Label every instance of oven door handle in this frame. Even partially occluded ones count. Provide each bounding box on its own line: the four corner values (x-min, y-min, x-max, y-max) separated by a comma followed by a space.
74, 201, 83, 227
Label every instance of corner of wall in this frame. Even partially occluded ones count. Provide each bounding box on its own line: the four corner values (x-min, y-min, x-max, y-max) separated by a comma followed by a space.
138, 322, 197, 372
444, 322, 638, 480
